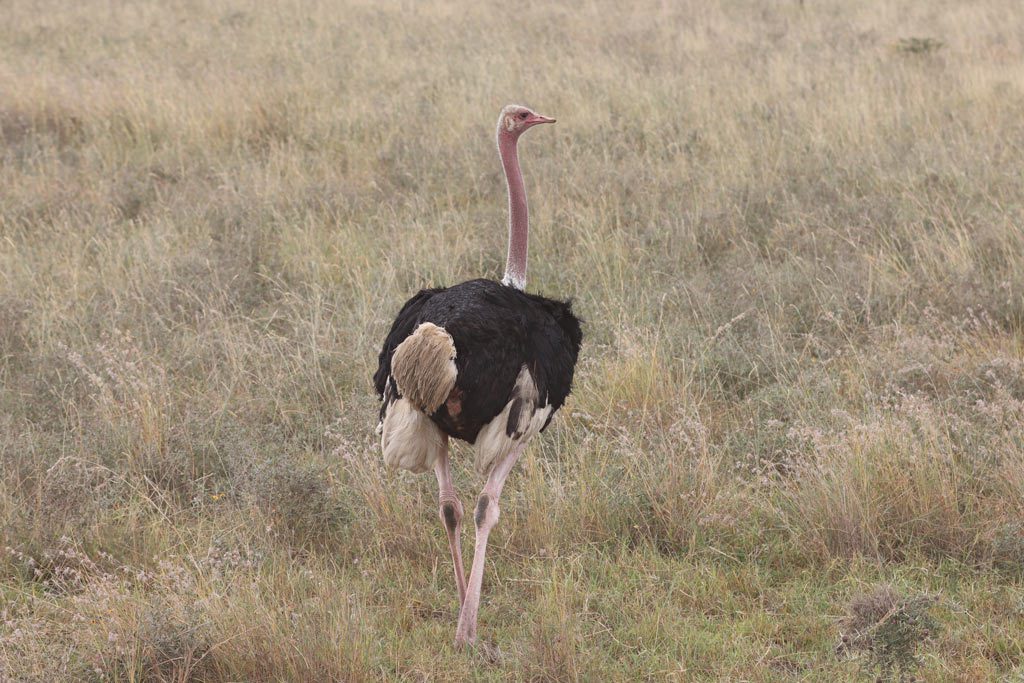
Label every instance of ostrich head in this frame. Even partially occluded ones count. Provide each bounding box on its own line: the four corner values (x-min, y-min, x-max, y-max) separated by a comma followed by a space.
497, 104, 556, 139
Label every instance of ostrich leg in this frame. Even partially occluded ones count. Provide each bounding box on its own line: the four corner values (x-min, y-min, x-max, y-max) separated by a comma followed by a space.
434, 441, 467, 607
454, 442, 527, 646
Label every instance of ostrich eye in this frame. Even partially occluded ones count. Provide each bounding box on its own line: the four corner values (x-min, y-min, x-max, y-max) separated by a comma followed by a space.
519, 112, 529, 120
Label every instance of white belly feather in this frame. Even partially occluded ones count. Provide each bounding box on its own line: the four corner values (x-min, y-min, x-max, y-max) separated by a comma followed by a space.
379, 364, 551, 477
473, 365, 550, 475
380, 396, 446, 474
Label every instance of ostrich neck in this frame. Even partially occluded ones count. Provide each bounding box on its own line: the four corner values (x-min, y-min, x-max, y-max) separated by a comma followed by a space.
498, 132, 528, 290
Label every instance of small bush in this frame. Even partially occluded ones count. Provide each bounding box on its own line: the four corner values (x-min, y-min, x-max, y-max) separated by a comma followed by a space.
36, 457, 123, 531
839, 585, 939, 681
229, 452, 349, 547
128, 603, 212, 682
896, 37, 945, 55
991, 522, 1024, 578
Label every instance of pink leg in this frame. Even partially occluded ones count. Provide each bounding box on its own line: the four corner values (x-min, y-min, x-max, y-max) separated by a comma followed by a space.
454, 443, 527, 646
434, 443, 467, 607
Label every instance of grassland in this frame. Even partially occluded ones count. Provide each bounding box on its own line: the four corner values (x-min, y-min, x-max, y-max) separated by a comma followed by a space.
2, 0, 1024, 680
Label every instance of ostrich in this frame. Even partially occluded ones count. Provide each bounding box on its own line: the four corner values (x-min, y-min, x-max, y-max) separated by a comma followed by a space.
373, 104, 582, 646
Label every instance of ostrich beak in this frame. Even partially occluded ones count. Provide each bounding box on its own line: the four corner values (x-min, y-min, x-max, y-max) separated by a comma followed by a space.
527, 114, 556, 125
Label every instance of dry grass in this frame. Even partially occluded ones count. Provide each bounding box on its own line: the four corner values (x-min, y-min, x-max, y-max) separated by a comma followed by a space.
2, 0, 1024, 680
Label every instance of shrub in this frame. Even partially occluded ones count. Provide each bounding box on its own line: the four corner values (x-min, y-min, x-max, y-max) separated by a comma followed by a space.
839, 585, 939, 681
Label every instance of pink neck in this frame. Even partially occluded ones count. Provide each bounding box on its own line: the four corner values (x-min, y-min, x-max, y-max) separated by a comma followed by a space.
498, 132, 528, 290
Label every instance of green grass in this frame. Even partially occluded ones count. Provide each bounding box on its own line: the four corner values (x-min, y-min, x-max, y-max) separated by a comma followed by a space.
2, 0, 1024, 679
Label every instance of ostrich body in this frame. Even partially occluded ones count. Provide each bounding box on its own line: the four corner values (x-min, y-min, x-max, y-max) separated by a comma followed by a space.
374, 105, 581, 646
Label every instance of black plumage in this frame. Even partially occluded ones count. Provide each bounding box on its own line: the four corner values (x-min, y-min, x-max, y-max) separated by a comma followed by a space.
374, 278, 582, 445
